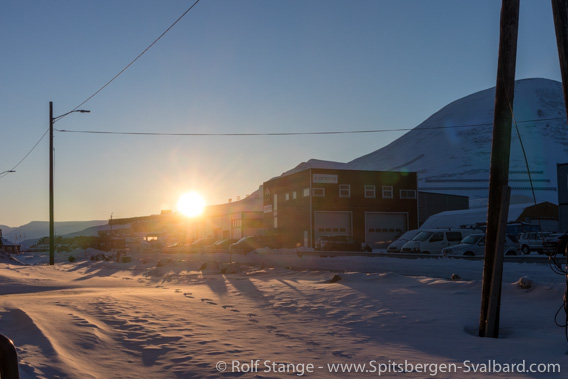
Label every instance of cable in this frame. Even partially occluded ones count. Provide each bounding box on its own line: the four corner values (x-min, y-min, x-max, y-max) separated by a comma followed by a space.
501, 80, 567, 341
55, 116, 565, 137
2, 0, 202, 175
56, 127, 462, 136
551, 234, 568, 341
0, 127, 50, 179
61, 0, 202, 120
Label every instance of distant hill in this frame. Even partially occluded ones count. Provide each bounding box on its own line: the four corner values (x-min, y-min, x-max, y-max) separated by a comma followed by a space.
2, 220, 107, 244
279, 78, 568, 204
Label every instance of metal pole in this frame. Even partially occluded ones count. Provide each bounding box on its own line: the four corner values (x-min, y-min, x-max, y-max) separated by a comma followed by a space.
551, 0, 568, 119
0, 334, 19, 379
479, 0, 519, 338
49, 101, 55, 265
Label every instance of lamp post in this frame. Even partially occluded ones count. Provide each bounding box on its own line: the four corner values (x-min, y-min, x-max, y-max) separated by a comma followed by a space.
49, 102, 90, 265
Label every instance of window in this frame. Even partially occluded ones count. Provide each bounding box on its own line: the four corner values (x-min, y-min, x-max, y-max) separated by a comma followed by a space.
292, 191, 297, 200
339, 184, 350, 198
273, 194, 278, 211
446, 232, 463, 242
313, 188, 325, 197
285, 193, 290, 201
400, 189, 417, 199
430, 232, 444, 242
303, 188, 310, 197
382, 186, 393, 199
364, 185, 376, 198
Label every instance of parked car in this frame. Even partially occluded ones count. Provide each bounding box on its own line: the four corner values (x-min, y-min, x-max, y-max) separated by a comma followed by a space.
190, 237, 215, 249
401, 228, 482, 255
229, 236, 281, 254
516, 232, 551, 254
210, 238, 238, 250
442, 233, 520, 257
387, 230, 420, 253
542, 233, 567, 255
315, 235, 372, 252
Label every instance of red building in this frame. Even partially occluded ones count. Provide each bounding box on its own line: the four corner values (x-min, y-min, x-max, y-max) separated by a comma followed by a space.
263, 168, 419, 249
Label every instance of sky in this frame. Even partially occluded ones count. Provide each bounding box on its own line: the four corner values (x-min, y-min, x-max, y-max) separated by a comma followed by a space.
0, 0, 563, 227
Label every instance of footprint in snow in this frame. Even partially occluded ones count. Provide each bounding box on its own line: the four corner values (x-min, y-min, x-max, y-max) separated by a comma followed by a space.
332, 351, 354, 359
247, 313, 257, 318
183, 293, 194, 299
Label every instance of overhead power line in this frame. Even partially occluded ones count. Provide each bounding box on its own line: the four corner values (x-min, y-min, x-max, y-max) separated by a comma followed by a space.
0, 128, 50, 179
55, 116, 566, 137
1, 0, 202, 175
66, 0, 202, 117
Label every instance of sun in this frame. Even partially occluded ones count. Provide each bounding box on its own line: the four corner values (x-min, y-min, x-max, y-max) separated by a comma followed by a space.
177, 192, 206, 218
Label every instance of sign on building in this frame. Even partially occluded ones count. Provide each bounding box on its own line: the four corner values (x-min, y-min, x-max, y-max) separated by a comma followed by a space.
313, 174, 338, 184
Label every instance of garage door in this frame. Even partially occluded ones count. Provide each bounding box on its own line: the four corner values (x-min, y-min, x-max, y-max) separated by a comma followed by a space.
365, 212, 408, 249
314, 211, 352, 240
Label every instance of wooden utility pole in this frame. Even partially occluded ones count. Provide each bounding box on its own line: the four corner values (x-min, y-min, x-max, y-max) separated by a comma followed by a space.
552, 0, 568, 120
48, 103, 90, 265
49, 101, 55, 265
479, 0, 520, 338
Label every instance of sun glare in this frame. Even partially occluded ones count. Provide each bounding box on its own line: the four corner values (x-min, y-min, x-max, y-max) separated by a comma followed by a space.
177, 192, 206, 218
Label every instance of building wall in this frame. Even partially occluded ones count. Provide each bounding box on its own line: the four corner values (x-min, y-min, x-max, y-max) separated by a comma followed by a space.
263, 170, 312, 247
203, 198, 264, 241
263, 168, 418, 248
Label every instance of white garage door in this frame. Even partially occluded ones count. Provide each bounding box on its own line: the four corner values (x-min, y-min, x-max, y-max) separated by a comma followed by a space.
365, 212, 408, 249
314, 211, 352, 240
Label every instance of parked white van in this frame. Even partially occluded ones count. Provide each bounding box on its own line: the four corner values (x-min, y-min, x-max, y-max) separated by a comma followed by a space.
387, 229, 421, 253
400, 228, 482, 255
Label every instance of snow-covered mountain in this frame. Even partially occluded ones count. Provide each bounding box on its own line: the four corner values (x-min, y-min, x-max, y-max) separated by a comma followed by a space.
2, 220, 107, 244
282, 78, 568, 204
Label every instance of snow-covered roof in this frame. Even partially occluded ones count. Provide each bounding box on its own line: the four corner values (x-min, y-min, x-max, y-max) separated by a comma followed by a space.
420, 203, 542, 229
0, 237, 18, 246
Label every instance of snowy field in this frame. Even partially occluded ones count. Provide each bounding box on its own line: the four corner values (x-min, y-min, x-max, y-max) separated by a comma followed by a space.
0, 249, 567, 378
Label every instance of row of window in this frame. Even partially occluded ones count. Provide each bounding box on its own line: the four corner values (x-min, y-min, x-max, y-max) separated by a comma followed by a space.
311, 185, 416, 200
318, 227, 348, 233
276, 185, 417, 203
368, 228, 403, 233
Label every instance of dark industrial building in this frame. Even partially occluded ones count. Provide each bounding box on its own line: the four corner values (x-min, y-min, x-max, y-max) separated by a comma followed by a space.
263, 168, 419, 249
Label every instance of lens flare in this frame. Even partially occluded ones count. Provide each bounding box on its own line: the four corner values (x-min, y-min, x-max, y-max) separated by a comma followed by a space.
177, 192, 206, 217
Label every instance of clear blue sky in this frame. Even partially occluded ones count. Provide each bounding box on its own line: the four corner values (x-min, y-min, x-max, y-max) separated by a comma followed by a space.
0, 0, 562, 227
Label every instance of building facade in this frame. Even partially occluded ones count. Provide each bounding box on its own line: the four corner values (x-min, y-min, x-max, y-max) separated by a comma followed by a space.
263, 168, 419, 249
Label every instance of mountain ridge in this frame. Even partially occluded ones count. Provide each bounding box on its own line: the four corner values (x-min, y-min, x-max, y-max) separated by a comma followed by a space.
279, 78, 567, 204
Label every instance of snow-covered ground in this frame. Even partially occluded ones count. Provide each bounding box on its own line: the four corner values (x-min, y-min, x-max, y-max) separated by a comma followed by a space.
1, 249, 567, 378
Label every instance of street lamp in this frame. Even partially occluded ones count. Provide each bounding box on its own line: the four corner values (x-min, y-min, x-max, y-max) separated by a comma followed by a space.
49, 101, 90, 265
